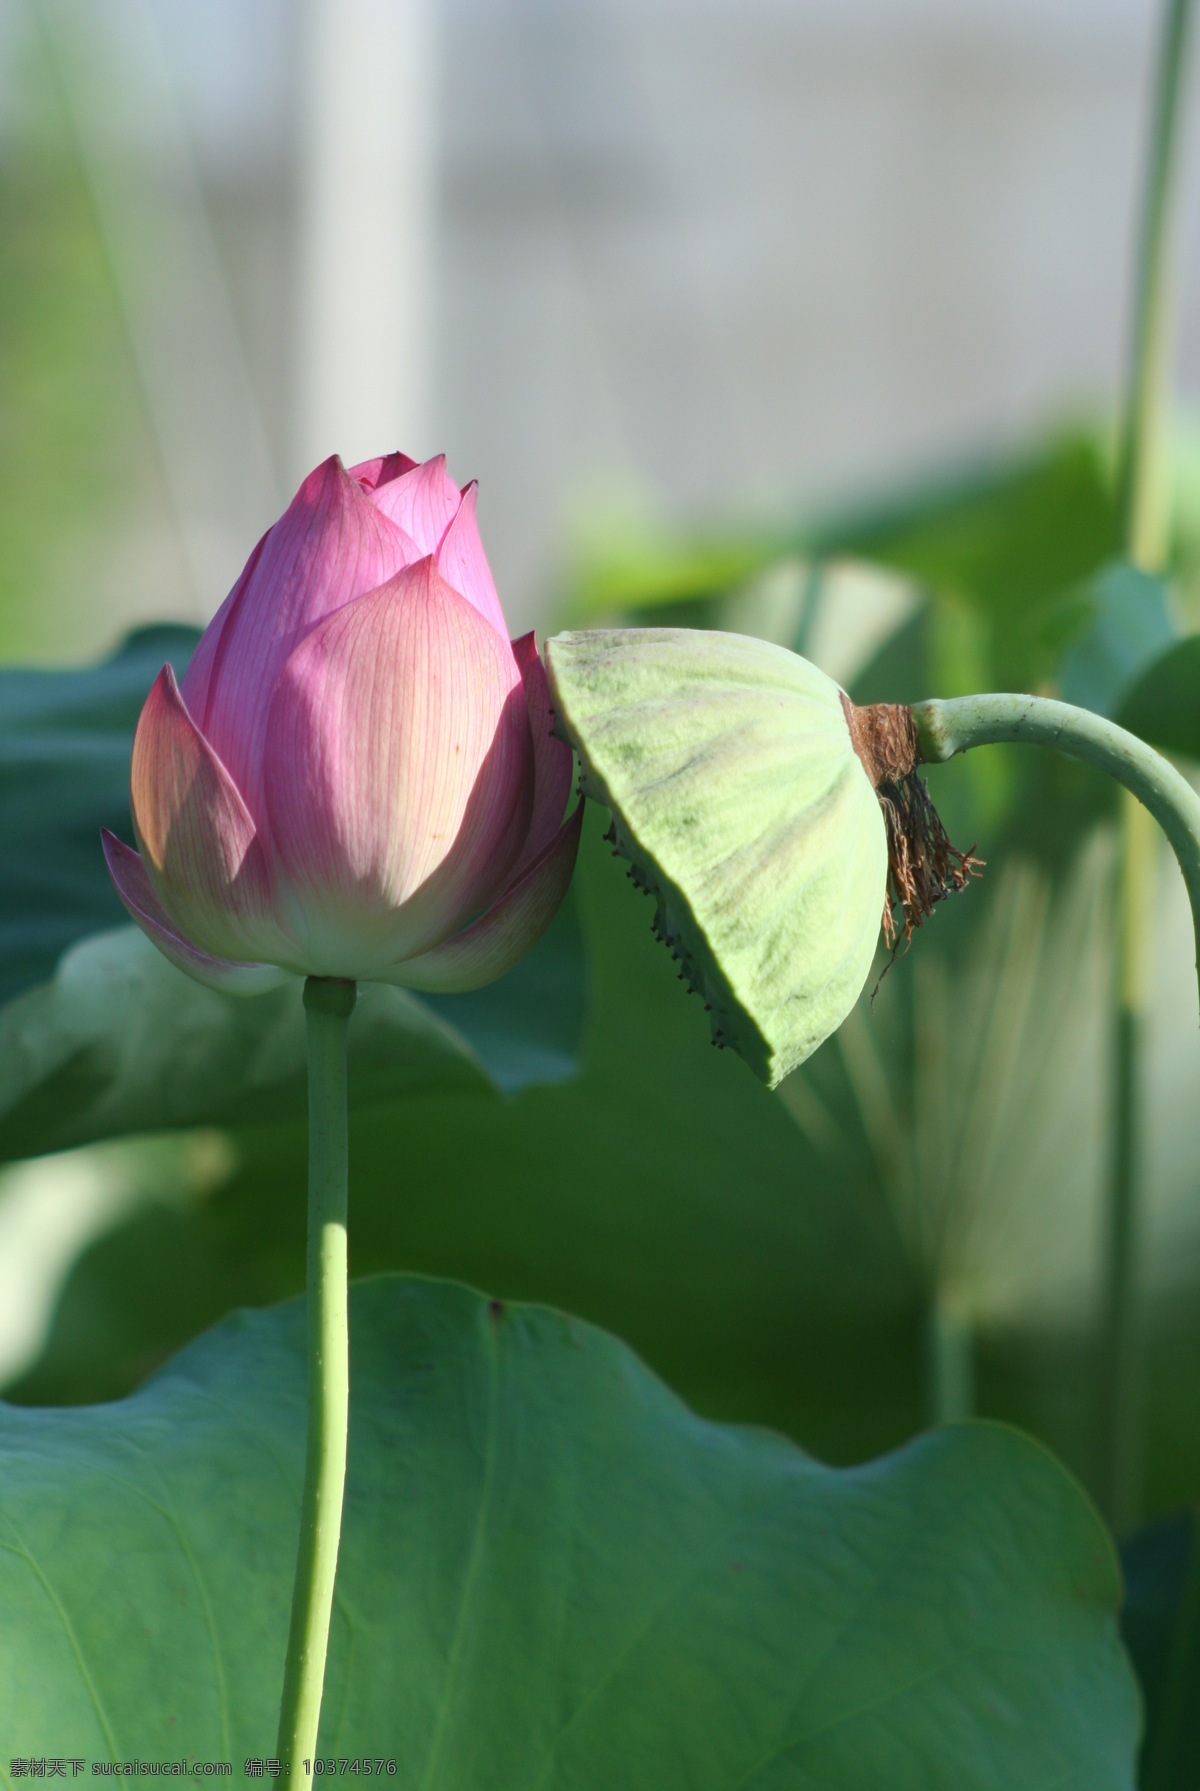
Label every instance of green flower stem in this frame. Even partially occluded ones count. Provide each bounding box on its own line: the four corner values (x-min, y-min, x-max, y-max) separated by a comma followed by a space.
912, 694, 1200, 1006
277, 975, 358, 1767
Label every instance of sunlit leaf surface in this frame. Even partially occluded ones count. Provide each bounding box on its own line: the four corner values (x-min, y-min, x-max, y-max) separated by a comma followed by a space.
0, 1275, 1137, 1784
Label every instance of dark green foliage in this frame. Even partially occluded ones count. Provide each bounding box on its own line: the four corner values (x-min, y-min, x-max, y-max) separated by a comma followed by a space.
1120, 634, 1200, 758
1122, 1508, 1200, 1789
0, 624, 199, 1005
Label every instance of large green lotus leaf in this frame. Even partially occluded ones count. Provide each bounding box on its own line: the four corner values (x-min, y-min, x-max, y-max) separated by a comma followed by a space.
545, 627, 886, 1086
0, 894, 583, 1161
0, 927, 489, 1160
0, 1274, 1137, 1783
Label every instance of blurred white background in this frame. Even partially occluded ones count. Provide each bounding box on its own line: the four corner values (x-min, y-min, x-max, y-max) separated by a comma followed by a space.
0, 0, 1197, 643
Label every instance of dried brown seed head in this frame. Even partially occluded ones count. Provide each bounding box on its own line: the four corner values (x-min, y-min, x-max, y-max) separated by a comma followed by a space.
841, 694, 984, 953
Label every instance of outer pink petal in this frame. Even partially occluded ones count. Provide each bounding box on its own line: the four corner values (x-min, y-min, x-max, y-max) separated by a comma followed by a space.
385, 799, 584, 992
506, 632, 575, 877
102, 830, 290, 994
365, 453, 461, 555
349, 451, 418, 491
178, 524, 270, 732
131, 665, 286, 965
435, 482, 509, 637
262, 557, 534, 977
181, 455, 421, 829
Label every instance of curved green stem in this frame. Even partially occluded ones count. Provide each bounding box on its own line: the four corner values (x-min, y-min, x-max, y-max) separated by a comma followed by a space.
913, 694, 1200, 1006
278, 975, 358, 1767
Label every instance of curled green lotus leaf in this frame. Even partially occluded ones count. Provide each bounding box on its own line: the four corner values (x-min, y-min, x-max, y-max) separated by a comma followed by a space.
545, 627, 888, 1086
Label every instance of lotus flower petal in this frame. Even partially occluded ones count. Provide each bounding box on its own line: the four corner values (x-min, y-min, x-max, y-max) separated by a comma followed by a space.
365, 453, 461, 556
112, 452, 581, 999
506, 631, 575, 879
349, 452, 418, 492
177, 522, 269, 727
390, 798, 584, 992
435, 482, 508, 637
181, 456, 420, 827
131, 665, 286, 965
263, 557, 534, 976
102, 830, 290, 994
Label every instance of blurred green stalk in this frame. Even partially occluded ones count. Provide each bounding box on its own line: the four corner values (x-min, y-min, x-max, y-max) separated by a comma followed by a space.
1118, 0, 1192, 571
1101, 0, 1194, 1531
926, 1295, 975, 1428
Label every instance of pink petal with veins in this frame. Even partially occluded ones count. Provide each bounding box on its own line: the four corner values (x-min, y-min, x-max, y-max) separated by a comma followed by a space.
435, 482, 508, 637
365, 453, 461, 556
388, 799, 584, 992
181, 456, 420, 829
505, 633, 575, 878
178, 525, 270, 734
131, 665, 285, 966
262, 557, 533, 977
349, 451, 418, 492
102, 830, 290, 994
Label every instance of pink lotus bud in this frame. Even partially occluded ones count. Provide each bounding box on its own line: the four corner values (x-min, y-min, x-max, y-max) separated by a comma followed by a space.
103, 454, 583, 994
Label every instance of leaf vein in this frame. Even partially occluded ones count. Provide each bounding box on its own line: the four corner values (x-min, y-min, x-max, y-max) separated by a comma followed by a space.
418, 1318, 502, 1791
0, 1513, 119, 1759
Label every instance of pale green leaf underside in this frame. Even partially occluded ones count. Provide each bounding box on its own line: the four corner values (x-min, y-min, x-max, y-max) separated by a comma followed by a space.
546, 628, 887, 1083
0, 926, 494, 1161
0, 1275, 1136, 1783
